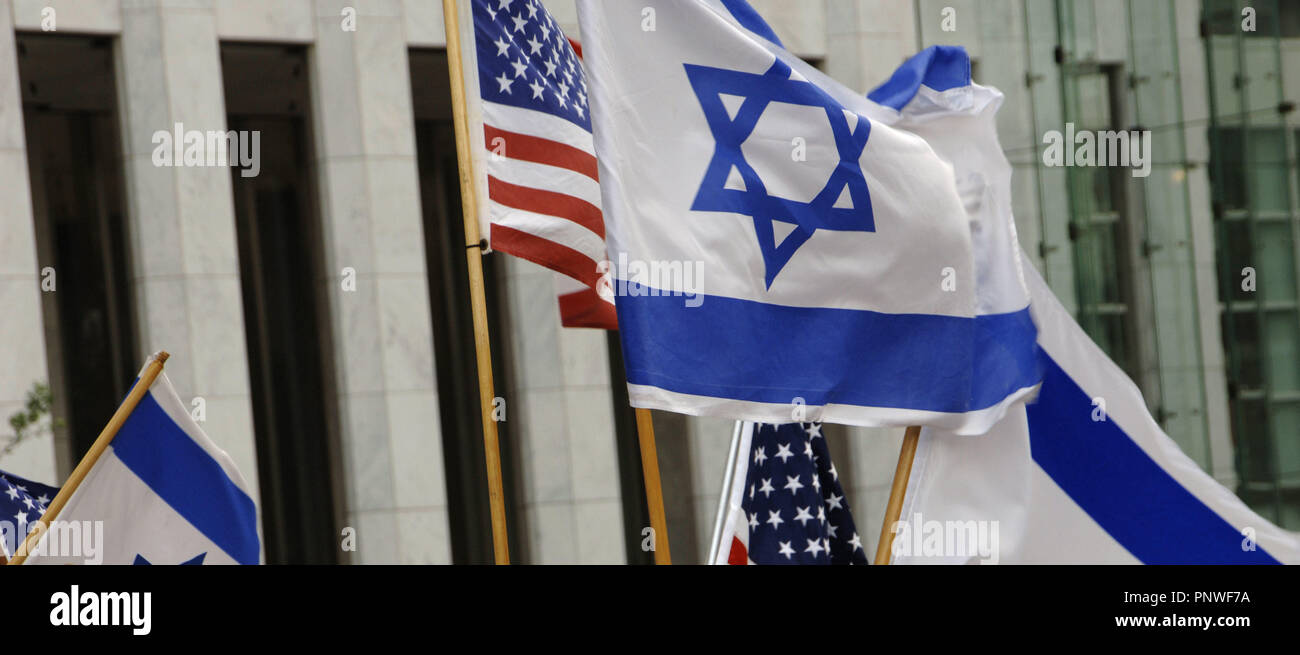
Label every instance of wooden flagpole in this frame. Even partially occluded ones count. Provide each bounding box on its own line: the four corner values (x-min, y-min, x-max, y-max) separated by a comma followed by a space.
873, 425, 922, 565
634, 408, 672, 564
442, 0, 511, 565
7, 351, 170, 565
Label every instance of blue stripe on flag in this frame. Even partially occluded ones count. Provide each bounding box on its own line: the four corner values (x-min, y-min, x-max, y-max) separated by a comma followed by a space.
719, 0, 784, 47
112, 391, 260, 565
616, 287, 1040, 413
868, 45, 971, 110
1026, 354, 1279, 564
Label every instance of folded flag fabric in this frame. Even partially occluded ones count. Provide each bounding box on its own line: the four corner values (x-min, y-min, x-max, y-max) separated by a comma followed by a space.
454, 0, 617, 329
865, 45, 1300, 564
20, 356, 261, 565
869, 45, 1032, 332
0, 470, 59, 559
896, 261, 1300, 564
576, 0, 1040, 434
714, 422, 867, 564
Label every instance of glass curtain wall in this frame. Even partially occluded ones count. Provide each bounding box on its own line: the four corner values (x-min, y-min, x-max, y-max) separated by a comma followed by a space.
1204, 0, 1300, 527
1048, 0, 1212, 461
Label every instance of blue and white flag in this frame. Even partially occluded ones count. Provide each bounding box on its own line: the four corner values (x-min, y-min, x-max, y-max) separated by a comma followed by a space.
896, 262, 1300, 564
20, 355, 261, 565
577, 0, 1040, 434
865, 44, 1300, 564
868, 45, 1032, 331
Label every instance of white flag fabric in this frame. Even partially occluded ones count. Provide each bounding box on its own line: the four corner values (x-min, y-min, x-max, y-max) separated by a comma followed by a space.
897, 263, 1300, 564
577, 0, 1040, 435
22, 357, 261, 565
864, 44, 1300, 564
867, 45, 1031, 323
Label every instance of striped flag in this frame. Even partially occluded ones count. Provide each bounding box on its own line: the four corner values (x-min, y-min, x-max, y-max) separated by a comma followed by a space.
19, 355, 262, 565
713, 422, 868, 565
897, 261, 1300, 564
455, 0, 616, 329
0, 470, 59, 559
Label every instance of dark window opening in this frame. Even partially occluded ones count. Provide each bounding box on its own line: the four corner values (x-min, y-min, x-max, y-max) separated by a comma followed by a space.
1204, 0, 1300, 38
1067, 65, 1142, 383
409, 49, 523, 564
222, 44, 341, 564
606, 333, 654, 565
18, 33, 136, 470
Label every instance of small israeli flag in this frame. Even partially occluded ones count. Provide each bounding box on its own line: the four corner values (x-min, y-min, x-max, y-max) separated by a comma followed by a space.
22, 356, 261, 565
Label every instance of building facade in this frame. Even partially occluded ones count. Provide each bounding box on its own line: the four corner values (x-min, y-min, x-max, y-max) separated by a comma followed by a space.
0, 0, 1295, 564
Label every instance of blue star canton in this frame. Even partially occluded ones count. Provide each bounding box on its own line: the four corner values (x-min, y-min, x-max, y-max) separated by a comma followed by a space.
685, 58, 875, 288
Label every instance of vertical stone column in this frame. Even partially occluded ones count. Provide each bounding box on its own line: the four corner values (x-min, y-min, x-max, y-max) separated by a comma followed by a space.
310, 0, 450, 563
501, 257, 626, 564
1173, 0, 1235, 485
825, 0, 919, 93
115, 0, 261, 497
680, 415, 740, 563
0, 0, 57, 483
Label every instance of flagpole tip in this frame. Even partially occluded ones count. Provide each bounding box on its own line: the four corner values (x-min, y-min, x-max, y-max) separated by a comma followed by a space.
153, 351, 171, 365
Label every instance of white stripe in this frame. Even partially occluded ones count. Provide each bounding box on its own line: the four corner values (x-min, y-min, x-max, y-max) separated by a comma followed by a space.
487, 155, 603, 209
24, 452, 240, 565
490, 202, 607, 265
553, 273, 615, 311
483, 101, 596, 154
626, 382, 1039, 437
554, 272, 586, 295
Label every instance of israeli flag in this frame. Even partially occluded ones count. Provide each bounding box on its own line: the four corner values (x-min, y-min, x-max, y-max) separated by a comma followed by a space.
897, 262, 1300, 564
24, 357, 261, 565
578, 0, 1039, 434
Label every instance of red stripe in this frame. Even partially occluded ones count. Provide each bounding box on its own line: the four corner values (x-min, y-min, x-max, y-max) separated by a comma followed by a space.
558, 287, 618, 330
490, 224, 601, 289
483, 125, 599, 181
488, 176, 605, 238
727, 537, 748, 565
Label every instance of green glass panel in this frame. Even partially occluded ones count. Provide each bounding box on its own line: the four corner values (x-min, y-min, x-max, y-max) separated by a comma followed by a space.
1091, 168, 1114, 213
1248, 129, 1288, 212
1075, 73, 1109, 128
1203, 0, 1240, 35
1235, 398, 1271, 481
1265, 312, 1300, 393
1220, 220, 1253, 302
1222, 311, 1263, 389
1066, 0, 1097, 61
1257, 221, 1297, 303
1269, 404, 1300, 476
1209, 128, 1245, 210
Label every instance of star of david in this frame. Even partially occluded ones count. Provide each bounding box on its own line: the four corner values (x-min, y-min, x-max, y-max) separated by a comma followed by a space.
133, 552, 206, 565
684, 58, 875, 288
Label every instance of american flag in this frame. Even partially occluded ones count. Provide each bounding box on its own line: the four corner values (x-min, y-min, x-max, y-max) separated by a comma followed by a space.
467, 0, 616, 329
0, 469, 58, 559
726, 423, 868, 565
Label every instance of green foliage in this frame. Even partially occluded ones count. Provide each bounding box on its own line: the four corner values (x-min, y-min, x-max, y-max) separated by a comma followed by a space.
4, 381, 60, 457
